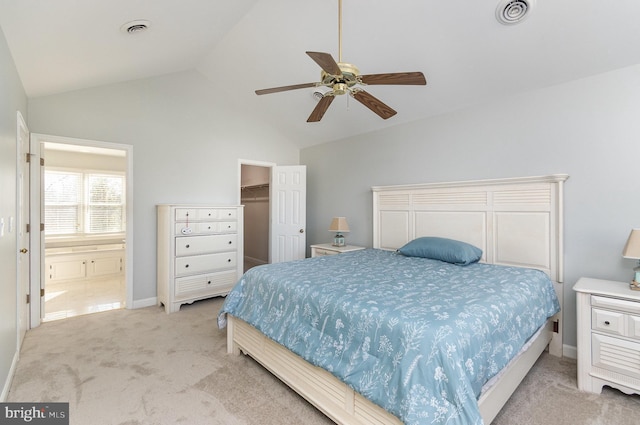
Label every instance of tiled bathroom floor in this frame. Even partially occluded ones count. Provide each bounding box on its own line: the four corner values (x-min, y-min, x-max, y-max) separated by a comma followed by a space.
43, 276, 125, 322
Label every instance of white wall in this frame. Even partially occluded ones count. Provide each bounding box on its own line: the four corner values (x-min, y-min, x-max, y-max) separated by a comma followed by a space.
0, 27, 28, 399
301, 64, 640, 350
44, 149, 126, 171
28, 70, 300, 302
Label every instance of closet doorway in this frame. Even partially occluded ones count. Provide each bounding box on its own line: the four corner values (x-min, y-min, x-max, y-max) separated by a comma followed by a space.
32, 134, 132, 324
240, 163, 271, 272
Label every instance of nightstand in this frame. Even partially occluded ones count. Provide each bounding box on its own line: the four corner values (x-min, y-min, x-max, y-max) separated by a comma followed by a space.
310, 243, 365, 258
573, 277, 640, 395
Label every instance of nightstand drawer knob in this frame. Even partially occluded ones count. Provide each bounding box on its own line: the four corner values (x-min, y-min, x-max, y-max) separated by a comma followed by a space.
604, 321, 610, 326
299, 229, 304, 233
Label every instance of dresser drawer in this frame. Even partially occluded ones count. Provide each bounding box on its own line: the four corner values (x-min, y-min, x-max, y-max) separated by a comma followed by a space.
175, 252, 237, 276
592, 295, 640, 315
314, 248, 339, 256
592, 308, 625, 336
629, 315, 640, 340
592, 333, 640, 380
175, 234, 237, 256
196, 221, 237, 233
174, 221, 237, 235
174, 270, 237, 299
175, 208, 237, 221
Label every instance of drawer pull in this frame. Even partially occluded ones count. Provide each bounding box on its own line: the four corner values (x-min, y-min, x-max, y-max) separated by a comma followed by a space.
207, 280, 211, 285
185, 264, 189, 268
604, 321, 610, 326
227, 259, 231, 262
185, 244, 190, 248
228, 241, 232, 244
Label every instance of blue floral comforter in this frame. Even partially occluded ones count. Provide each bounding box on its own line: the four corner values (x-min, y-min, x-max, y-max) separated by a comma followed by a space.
218, 249, 559, 424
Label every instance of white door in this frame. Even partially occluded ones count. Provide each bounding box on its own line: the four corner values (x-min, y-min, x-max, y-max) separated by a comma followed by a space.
270, 166, 306, 263
16, 112, 30, 343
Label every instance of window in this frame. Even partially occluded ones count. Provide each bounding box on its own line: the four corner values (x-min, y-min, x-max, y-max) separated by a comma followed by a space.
45, 169, 125, 236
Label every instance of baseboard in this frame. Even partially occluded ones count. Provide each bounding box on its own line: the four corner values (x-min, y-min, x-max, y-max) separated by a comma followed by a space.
1, 350, 19, 402
131, 297, 157, 309
563, 344, 577, 359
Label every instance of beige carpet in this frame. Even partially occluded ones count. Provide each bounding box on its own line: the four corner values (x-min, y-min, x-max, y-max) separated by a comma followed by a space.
8, 297, 640, 425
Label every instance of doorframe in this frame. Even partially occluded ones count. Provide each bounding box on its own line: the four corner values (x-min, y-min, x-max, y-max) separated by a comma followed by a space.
238, 159, 275, 266
16, 111, 29, 344
29, 133, 134, 327
237, 159, 275, 204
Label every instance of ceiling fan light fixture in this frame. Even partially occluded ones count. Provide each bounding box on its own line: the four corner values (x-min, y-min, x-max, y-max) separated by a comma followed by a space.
496, 0, 535, 25
312, 86, 332, 101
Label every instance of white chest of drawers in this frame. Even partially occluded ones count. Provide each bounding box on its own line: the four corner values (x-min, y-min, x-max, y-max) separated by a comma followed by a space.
574, 277, 640, 395
157, 204, 244, 313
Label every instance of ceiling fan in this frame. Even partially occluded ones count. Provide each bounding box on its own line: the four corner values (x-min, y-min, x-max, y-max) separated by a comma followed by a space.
255, 0, 427, 122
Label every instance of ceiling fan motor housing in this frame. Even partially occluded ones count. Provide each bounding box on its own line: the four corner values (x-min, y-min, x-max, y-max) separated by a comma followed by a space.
321, 62, 360, 94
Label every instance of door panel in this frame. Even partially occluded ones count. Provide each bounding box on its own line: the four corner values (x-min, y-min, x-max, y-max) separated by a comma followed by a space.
270, 166, 306, 263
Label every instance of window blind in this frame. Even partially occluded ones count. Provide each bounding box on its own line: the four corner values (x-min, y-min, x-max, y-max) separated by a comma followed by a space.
44, 170, 125, 236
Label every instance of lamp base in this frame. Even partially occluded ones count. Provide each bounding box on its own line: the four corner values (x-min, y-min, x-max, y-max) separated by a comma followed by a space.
332, 233, 345, 247
631, 280, 640, 291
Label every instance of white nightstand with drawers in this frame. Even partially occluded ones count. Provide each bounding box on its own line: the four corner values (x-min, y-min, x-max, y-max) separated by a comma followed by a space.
574, 277, 640, 395
310, 243, 365, 258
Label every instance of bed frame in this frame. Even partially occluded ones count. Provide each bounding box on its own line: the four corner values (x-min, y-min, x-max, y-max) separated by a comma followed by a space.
227, 174, 568, 424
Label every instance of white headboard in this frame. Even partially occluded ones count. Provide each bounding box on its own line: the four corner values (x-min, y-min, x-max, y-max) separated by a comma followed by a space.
372, 174, 569, 284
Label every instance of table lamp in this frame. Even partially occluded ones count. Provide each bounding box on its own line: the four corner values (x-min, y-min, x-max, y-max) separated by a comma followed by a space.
622, 228, 640, 290
329, 217, 349, 247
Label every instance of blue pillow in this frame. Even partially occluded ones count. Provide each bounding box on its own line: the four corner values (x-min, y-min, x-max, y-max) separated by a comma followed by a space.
397, 237, 482, 266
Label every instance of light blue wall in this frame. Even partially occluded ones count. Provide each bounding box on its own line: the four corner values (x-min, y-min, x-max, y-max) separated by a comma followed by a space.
0, 27, 27, 398
28, 70, 300, 302
301, 65, 640, 350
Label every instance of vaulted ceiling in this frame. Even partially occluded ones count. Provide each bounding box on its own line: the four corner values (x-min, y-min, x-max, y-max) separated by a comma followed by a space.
2, 0, 640, 147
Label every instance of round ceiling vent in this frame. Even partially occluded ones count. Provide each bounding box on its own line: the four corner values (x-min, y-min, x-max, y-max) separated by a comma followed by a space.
496, 0, 535, 25
120, 19, 152, 34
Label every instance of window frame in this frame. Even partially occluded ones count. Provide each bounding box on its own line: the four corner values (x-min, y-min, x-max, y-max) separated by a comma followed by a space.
44, 166, 126, 240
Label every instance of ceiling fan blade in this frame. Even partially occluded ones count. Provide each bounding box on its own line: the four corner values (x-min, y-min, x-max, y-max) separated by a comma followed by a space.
352, 90, 397, 120
255, 82, 317, 95
306, 51, 342, 76
307, 95, 335, 122
360, 72, 426, 86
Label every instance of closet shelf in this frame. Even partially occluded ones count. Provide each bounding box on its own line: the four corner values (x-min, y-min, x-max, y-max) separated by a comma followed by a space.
241, 183, 269, 190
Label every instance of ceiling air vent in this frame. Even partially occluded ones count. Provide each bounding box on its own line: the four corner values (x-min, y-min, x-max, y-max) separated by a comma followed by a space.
120, 20, 151, 34
496, 0, 535, 25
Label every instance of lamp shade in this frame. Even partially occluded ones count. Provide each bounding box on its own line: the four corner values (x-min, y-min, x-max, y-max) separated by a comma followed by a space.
622, 229, 640, 259
328, 217, 350, 233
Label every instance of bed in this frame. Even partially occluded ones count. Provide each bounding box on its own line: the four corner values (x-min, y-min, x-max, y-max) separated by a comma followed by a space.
218, 174, 568, 424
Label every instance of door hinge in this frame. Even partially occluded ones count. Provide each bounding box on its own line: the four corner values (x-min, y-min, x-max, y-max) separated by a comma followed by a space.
25, 153, 31, 163
40, 288, 45, 297
26, 223, 30, 233
40, 157, 44, 166
553, 320, 559, 333
26, 294, 30, 304
40, 223, 45, 232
